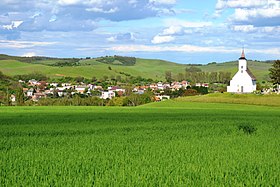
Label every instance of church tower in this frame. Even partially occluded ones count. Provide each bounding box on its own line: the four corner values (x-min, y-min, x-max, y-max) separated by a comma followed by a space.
238, 49, 247, 73
227, 49, 257, 93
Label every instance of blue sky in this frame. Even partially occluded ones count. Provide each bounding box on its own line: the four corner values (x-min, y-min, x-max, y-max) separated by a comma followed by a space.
0, 0, 279, 64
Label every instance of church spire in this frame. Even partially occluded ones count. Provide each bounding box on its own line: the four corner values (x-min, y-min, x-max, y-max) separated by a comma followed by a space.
239, 48, 246, 60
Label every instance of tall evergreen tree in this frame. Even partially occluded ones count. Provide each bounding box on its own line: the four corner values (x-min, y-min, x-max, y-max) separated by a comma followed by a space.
269, 60, 280, 87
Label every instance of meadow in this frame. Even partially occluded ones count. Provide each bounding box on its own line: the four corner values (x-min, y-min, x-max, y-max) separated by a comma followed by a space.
1, 101, 280, 186
0, 57, 271, 80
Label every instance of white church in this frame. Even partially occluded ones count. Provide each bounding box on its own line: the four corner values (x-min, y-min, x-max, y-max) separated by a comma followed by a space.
227, 50, 257, 93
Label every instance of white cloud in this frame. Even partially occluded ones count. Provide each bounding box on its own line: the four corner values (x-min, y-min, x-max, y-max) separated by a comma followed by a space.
149, 0, 176, 5
165, 19, 212, 28
232, 25, 256, 32
162, 25, 182, 35
216, 0, 280, 26
151, 35, 175, 44
233, 6, 280, 22
2, 21, 23, 30
0, 40, 57, 49
151, 19, 212, 44
22, 52, 36, 57
58, 0, 83, 6
216, 0, 266, 10
111, 44, 237, 53
86, 7, 119, 13
232, 25, 280, 33
107, 36, 116, 42
110, 44, 280, 55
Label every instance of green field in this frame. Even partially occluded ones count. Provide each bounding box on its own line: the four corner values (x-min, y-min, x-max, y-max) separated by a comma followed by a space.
1, 100, 280, 186
0, 57, 272, 80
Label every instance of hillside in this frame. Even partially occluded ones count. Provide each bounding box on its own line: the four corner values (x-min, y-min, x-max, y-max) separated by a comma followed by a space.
0, 54, 272, 81
145, 93, 280, 107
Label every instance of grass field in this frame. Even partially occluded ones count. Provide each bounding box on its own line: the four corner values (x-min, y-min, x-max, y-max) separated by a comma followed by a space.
1, 101, 280, 186
0, 58, 271, 80
146, 93, 280, 107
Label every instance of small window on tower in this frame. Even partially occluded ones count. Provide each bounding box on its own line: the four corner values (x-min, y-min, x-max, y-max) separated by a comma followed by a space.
241, 70, 243, 73
241, 66, 243, 69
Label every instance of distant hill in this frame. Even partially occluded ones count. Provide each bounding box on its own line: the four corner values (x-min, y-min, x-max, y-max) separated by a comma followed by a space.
0, 54, 273, 81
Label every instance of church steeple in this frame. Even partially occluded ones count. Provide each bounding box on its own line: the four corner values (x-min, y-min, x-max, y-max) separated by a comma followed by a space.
239, 48, 246, 60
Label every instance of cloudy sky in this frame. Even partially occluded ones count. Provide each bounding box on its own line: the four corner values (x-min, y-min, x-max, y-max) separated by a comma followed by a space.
0, 0, 279, 64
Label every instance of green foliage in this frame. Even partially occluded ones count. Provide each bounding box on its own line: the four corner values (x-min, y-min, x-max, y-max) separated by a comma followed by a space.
185, 66, 202, 72
14, 72, 48, 81
0, 54, 80, 64
96, 55, 136, 66
49, 60, 80, 67
125, 92, 154, 106
238, 125, 257, 135
0, 103, 280, 185
184, 89, 198, 96
191, 86, 208, 95
165, 71, 172, 82
15, 85, 24, 106
0, 56, 272, 81
269, 60, 280, 86
107, 97, 125, 106
37, 96, 106, 106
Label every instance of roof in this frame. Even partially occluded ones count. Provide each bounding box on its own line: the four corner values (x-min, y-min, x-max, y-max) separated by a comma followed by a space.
246, 68, 256, 81
239, 49, 247, 60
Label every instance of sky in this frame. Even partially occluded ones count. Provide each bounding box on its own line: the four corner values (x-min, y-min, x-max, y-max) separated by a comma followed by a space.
0, 0, 280, 64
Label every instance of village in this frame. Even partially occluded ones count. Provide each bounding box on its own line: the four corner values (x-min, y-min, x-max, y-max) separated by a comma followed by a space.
3, 51, 279, 106
10, 78, 210, 103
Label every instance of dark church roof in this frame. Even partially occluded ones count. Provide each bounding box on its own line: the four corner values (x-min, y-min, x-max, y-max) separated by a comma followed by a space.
239, 49, 247, 60
246, 68, 256, 81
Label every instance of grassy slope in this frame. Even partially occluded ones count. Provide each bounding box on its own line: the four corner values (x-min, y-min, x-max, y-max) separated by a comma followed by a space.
145, 93, 280, 107
0, 103, 280, 185
0, 57, 272, 80
200, 61, 271, 81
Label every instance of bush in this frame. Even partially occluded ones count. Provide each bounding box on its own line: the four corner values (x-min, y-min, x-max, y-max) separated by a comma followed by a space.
238, 125, 257, 135
184, 89, 198, 96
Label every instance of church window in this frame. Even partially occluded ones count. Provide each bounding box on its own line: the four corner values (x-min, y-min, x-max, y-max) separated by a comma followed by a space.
241, 66, 243, 69
241, 70, 243, 73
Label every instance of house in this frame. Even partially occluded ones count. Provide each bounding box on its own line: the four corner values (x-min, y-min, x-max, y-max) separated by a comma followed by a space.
18, 80, 25, 83
32, 92, 47, 101
75, 85, 87, 94
196, 83, 209, 87
10, 94, 16, 102
28, 79, 39, 86
227, 50, 257, 93
50, 83, 59, 87
149, 84, 158, 90
100, 91, 115, 99
171, 82, 182, 90
108, 86, 125, 96
93, 85, 103, 90
181, 81, 189, 88
202, 83, 209, 88
157, 82, 164, 90
163, 83, 171, 89
27, 88, 35, 97
155, 95, 170, 101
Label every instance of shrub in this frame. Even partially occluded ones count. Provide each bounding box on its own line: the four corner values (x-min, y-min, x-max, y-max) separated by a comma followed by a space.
238, 125, 257, 135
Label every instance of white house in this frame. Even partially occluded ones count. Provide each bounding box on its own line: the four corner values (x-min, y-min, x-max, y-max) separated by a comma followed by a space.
227, 50, 257, 93
100, 91, 115, 99
27, 88, 35, 97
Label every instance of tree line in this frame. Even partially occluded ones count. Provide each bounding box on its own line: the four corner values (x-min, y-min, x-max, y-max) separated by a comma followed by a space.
165, 66, 232, 84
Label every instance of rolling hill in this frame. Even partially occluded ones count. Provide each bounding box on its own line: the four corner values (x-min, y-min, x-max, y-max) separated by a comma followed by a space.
0, 54, 273, 81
